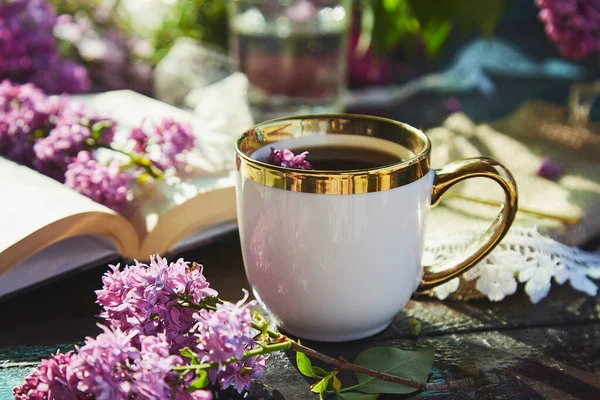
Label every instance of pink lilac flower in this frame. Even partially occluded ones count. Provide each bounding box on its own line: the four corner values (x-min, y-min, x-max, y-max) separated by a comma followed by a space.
268, 147, 312, 170
71, 325, 140, 399
217, 355, 266, 394
96, 256, 218, 350
129, 123, 148, 153
0, 80, 70, 164
71, 325, 196, 400
64, 151, 131, 212
14, 325, 213, 400
535, 0, 600, 60
174, 387, 214, 400
0, 0, 89, 93
151, 119, 196, 169
0, 110, 35, 165
193, 290, 266, 392
33, 122, 92, 180
13, 350, 81, 400
194, 289, 256, 364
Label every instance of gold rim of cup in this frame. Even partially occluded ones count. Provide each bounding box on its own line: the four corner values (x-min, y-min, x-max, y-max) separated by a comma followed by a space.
235, 114, 432, 195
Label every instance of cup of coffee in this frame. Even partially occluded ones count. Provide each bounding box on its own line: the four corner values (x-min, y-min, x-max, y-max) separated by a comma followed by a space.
235, 115, 518, 342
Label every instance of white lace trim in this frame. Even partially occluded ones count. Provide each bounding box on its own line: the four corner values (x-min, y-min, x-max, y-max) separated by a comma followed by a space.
423, 226, 600, 303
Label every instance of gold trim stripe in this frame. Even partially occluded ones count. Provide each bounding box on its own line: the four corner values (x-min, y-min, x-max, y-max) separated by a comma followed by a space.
235, 114, 432, 194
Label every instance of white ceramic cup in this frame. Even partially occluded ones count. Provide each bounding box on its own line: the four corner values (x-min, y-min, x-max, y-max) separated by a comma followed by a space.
235, 115, 518, 342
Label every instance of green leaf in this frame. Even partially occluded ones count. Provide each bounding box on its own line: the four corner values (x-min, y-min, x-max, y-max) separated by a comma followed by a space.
332, 375, 342, 393
352, 347, 434, 394
408, 317, 423, 337
312, 366, 330, 377
420, 19, 452, 57
311, 374, 334, 393
336, 393, 380, 400
296, 351, 318, 378
188, 370, 209, 390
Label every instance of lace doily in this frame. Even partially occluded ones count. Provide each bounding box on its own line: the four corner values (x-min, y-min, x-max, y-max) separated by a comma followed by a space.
423, 226, 600, 303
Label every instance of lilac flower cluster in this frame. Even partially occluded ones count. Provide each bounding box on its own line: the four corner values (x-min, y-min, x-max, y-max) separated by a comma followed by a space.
194, 290, 266, 393
128, 118, 196, 170
64, 151, 132, 213
1, 80, 196, 213
96, 256, 266, 394
15, 256, 267, 398
14, 325, 211, 400
0, 80, 58, 164
0, 0, 89, 93
96, 256, 217, 349
0, 79, 113, 179
535, 0, 600, 60
268, 147, 313, 170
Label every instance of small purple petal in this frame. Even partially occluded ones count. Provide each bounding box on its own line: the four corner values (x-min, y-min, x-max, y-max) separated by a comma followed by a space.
444, 96, 461, 115
537, 157, 562, 181
268, 147, 313, 170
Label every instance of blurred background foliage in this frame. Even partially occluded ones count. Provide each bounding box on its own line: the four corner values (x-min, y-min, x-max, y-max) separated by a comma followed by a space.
44, 0, 513, 93
151, 0, 228, 64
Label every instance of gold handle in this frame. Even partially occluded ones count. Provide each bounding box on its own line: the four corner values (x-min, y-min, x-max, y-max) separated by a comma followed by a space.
419, 158, 518, 291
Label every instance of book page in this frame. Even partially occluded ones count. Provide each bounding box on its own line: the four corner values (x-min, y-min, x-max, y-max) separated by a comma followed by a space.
0, 157, 139, 275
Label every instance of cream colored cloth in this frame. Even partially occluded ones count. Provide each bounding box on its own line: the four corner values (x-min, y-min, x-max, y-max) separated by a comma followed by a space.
425, 111, 600, 248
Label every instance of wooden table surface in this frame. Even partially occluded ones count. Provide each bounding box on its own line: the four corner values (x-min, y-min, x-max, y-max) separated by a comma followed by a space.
1, 231, 599, 399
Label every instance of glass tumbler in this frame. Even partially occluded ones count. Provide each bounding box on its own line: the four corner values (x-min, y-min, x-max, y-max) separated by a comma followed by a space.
228, 0, 351, 122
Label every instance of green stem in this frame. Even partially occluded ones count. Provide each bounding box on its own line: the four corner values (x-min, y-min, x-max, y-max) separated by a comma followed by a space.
251, 321, 282, 340
176, 296, 471, 392
290, 341, 473, 392
95, 143, 163, 179
172, 341, 293, 372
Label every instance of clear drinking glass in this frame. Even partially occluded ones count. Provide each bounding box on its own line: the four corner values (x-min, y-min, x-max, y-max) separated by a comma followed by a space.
228, 0, 351, 122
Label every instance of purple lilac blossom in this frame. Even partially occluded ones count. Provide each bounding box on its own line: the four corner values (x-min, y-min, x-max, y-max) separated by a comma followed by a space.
0, 80, 58, 164
14, 325, 213, 400
71, 325, 201, 400
535, 0, 600, 60
0, 0, 89, 93
96, 255, 218, 350
537, 157, 562, 180
71, 325, 140, 399
217, 355, 267, 394
0, 80, 92, 166
64, 151, 131, 213
194, 289, 256, 364
268, 147, 313, 170
13, 350, 81, 400
129, 124, 149, 153
193, 289, 265, 392
152, 119, 196, 169
33, 122, 92, 180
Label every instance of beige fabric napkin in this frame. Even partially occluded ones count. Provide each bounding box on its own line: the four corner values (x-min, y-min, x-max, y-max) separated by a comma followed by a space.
425, 105, 600, 248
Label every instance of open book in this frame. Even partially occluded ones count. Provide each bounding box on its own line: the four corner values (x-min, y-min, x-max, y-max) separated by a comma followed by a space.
0, 91, 246, 299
